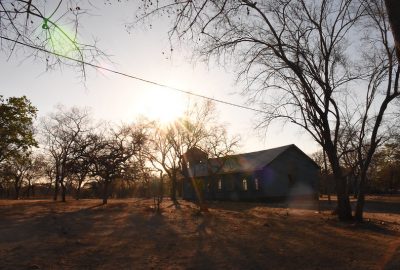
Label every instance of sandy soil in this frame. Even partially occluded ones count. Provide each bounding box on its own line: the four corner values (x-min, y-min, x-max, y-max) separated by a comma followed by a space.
0, 196, 399, 270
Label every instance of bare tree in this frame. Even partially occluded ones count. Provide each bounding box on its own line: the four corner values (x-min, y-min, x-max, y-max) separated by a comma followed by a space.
40, 106, 92, 202
65, 133, 95, 200
198, 123, 240, 200
89, 124, 146, 204
351, 0, 399, 221
145, 101, 215, 205
0, 1, 107, 76
135, 0, 399, 221
24, 153, 45, 198
312, 150, 332, 202
146, 101, 239, 210
41, 155, 56, 195
147, 122, 182, 204
384, 0, 400, 62
1, 151, 34, 199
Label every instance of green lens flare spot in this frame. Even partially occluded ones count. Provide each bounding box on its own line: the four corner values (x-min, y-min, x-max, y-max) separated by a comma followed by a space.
47, 26, 79, 58
39, 18, 81, 58
42, 18, 49, 30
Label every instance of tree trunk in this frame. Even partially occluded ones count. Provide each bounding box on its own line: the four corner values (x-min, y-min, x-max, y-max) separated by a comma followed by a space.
76, 184, 81, 200
385, 0, 400, 62
157, 172, 164, 212
26, 179, 31, 198
325, 144, 353, 221
355, 169, 368, 222
331, 164, 352, 221
76, 178, 84, 200
53, 176, 59, 201
60, 180, 66, 202
14, 181, 20, 200
334, 174, 352, 221
389, 169, 394, 194
355, 191, 365, 222
46, 178, 52, 195
336, 189, 352, 220
102, 179, 110, 204
170, 173, 177, 203
322, 150, 331, 204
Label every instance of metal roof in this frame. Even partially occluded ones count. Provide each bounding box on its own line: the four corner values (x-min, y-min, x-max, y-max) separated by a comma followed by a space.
189, 144, 318, 177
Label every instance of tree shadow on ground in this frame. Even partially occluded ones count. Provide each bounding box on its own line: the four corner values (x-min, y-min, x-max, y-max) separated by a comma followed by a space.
0, 201, 104, 269
204, 195, 400, 217
1, 198, 399, 269
205, 199, 321, 212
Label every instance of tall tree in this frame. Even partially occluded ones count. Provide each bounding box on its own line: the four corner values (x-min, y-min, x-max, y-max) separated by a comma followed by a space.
136, 0, 399, 221
24, 153, 46, 198
1, 151, 34, 199
0, 95, 37, 163
352, 0, 399, 221
146, 122, 180, 203
65, 133, 94, 200
40, 106, 92, 202
384, 0, 400, 62
147, 101, 239, 207
89, 125, 146, 204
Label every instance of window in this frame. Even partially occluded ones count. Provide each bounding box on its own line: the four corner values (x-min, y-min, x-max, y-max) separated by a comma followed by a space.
254, 178, 259, 191
242, 179, 248, 191
218, 179, 222, 191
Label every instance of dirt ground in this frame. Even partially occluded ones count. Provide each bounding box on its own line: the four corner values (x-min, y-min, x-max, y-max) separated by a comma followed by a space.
0, 196, 399, 270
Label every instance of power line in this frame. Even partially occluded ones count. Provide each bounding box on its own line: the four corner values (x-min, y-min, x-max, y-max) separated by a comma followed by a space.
0, 35, 267, 114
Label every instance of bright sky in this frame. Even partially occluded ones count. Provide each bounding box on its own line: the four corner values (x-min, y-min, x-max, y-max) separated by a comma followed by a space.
0, 2, 319, 155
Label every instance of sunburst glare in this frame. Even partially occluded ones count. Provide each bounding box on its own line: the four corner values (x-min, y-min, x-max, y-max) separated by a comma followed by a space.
137, 85, 187, 124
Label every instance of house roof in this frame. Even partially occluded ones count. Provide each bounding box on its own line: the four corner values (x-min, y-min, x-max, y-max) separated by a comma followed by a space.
190, 144, 318, 177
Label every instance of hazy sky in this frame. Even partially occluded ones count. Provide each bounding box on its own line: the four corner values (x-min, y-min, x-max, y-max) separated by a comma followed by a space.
0, 1, 318, 154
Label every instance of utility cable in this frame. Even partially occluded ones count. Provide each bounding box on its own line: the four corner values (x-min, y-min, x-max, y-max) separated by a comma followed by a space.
0, 35, 267, 114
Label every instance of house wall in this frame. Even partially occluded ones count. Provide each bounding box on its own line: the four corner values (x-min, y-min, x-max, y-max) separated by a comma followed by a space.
182, 177, 198, 200
182, 147, 319, 201
209, 172, 262, 201
265, 147, 319, 198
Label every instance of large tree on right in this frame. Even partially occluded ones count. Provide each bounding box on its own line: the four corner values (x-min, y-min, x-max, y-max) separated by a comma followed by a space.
137, 0, 399, 221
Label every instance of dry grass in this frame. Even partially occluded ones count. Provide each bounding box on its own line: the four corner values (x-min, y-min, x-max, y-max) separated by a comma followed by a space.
0, 195, 399, 269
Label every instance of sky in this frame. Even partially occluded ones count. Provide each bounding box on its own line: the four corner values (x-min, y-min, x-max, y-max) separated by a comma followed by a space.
0, 1, 319, 155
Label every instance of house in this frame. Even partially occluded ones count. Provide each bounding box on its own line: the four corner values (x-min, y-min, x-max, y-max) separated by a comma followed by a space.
181, 144, 320, 201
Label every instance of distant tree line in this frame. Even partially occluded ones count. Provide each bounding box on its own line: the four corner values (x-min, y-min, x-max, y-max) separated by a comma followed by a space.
0, 96, 239, 210
313, 134, 400, 199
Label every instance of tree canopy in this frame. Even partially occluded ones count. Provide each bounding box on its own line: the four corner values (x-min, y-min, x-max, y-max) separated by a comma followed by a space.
0, 95, 37, 163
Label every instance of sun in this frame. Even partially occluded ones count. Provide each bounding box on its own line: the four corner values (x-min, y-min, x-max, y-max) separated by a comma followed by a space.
138, 86, 187, 124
